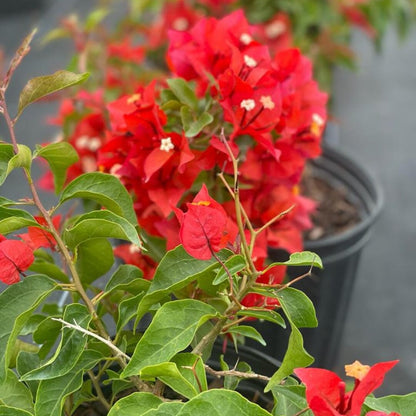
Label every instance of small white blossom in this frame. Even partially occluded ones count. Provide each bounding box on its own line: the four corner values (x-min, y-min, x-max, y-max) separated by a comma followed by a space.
160, 137, 175, 152
265, 21, 286, 39
172, 17, 189, 31
260, 95, 275, 110
129, 244, 141, 254
76, 135, 90, 149
240, 33, 252, 45
88, 138, 101, 152
240, 99, 256, 111
244, 55, 257, 68
109, 163, 122, 179
312, 113, 325, 126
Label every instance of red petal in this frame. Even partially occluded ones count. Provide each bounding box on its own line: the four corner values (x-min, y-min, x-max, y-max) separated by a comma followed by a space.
347, 361, 399, 415
0, 240, 34, 285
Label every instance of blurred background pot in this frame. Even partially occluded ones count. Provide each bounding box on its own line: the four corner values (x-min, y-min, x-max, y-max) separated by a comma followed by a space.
248, 145, 383, 369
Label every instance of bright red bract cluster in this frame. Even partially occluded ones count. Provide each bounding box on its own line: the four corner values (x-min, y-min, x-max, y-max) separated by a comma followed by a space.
42, 9, 328, 305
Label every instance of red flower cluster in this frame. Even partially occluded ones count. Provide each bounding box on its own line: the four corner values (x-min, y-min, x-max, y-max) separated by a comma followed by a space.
295, 360, 400, 416
44, 10, 327, 305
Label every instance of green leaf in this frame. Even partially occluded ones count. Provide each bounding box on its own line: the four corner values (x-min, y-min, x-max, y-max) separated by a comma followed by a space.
16, 352, 41, 397
17, 70, 89, 119
364, 393, 416, 415
63, 210, 142, 249
117, 293, 145, 331
28, 260, 69, 283
141, 353, 207, 399
268, 251, 323, 269
58, 172, 137, 225
0, 144, 14, 186
76, 238, 114, 285
122, 299, 217, 377
35, 142, 79, 193
213, 255, 246, 285
105, 264, 149, 295
136, 245, 230, 321
184, 111, 214, 138
0, 406, 33, 416
0, 370, 33, 412
0, 275, 56, 382
176, 389, 272, 416
107, 392, 163, 416
34, 350, 102, 416
140, 362, 199, 399
265, 326, 313, 391
236, 310, 286, 328
167, 78, 198, 110
85, 7, 109, 31
275, 288, 317, 329
22, 304, 91, 381
272, 384, 312, 416
144, 402, 184, 416
0, 207, 38, 234
225, 325, 266, 346
0, 197, 15, 206
7, 144, 32, 176
32, 317, 62, 360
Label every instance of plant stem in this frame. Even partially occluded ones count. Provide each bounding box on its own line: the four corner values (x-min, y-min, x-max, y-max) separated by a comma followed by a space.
87, 370, 111, 411
192, 317, 227, 356
204, 365, 271, 382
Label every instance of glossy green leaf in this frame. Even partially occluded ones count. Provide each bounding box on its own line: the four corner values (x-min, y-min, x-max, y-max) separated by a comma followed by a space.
236, 309, 286, 328
268, 251, 323, 269
275, 288, 317, 329
117, 293, 145, 331
140, 362, 199, 399
16, 352, 41, 397
22, 304, 91, 380
76, 238, 114, 285
0, 144, 16, 186
107, 392, 163, 416
105, 264, 148, 295
0, 370, 33, 412
220, 358, 252, 391
28, 260, 69, 283
364, 393, 416, 415
34, 350, 102, 416
184, 111, 214, 138
213, 255, 246, 285
35, 142, 79, 193
167, 78, 198, 110
7, 144, 32, 176
58, 172, 137, 225
0, 206, 38, 234
144, 402, 184, 416
122, 299, 217, 377
17, 70, 89, 119
176, 389, 272, 416
32, 317, 62, 360
0, 275, 56, 382
272, 384, 312, 416
0, 406, 33, 416
225, 325, 266, 346
136, 245, 230, 321
265, 326, 313, 391
0, 197, 15, 206
171, 353, 207, 392
63, 210, 142, 249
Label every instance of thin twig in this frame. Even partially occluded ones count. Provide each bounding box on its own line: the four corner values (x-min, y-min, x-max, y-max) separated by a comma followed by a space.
204, 365, 271, 382
87, 370, 111, 411
52, 318, 131, 361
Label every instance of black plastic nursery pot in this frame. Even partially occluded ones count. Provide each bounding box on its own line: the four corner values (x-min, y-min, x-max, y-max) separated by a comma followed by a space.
248, 146, 383, 369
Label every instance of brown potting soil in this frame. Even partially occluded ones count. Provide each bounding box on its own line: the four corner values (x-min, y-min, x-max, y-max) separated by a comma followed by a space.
301, 166, 362, 241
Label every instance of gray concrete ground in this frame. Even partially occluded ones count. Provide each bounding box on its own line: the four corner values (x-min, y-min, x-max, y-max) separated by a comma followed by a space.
1, 1, 415, 395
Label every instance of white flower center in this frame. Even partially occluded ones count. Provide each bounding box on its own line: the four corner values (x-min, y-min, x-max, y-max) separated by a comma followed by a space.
240, 33, 252, 45
312, 113, 324, 126
244, 55, 257, 68
265, 21, 286, 39
76, 135, 89, 149
129, 244, 141, 254
240, 99, 256, 111
172, 17, 189, 31
88, 138, 101, 152
109, 163, 122, 178
160, 137, 175, 152
260, 95, 275, 110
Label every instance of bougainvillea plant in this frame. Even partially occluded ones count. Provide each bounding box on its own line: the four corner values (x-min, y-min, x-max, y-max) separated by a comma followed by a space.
0, 5, 414, 416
